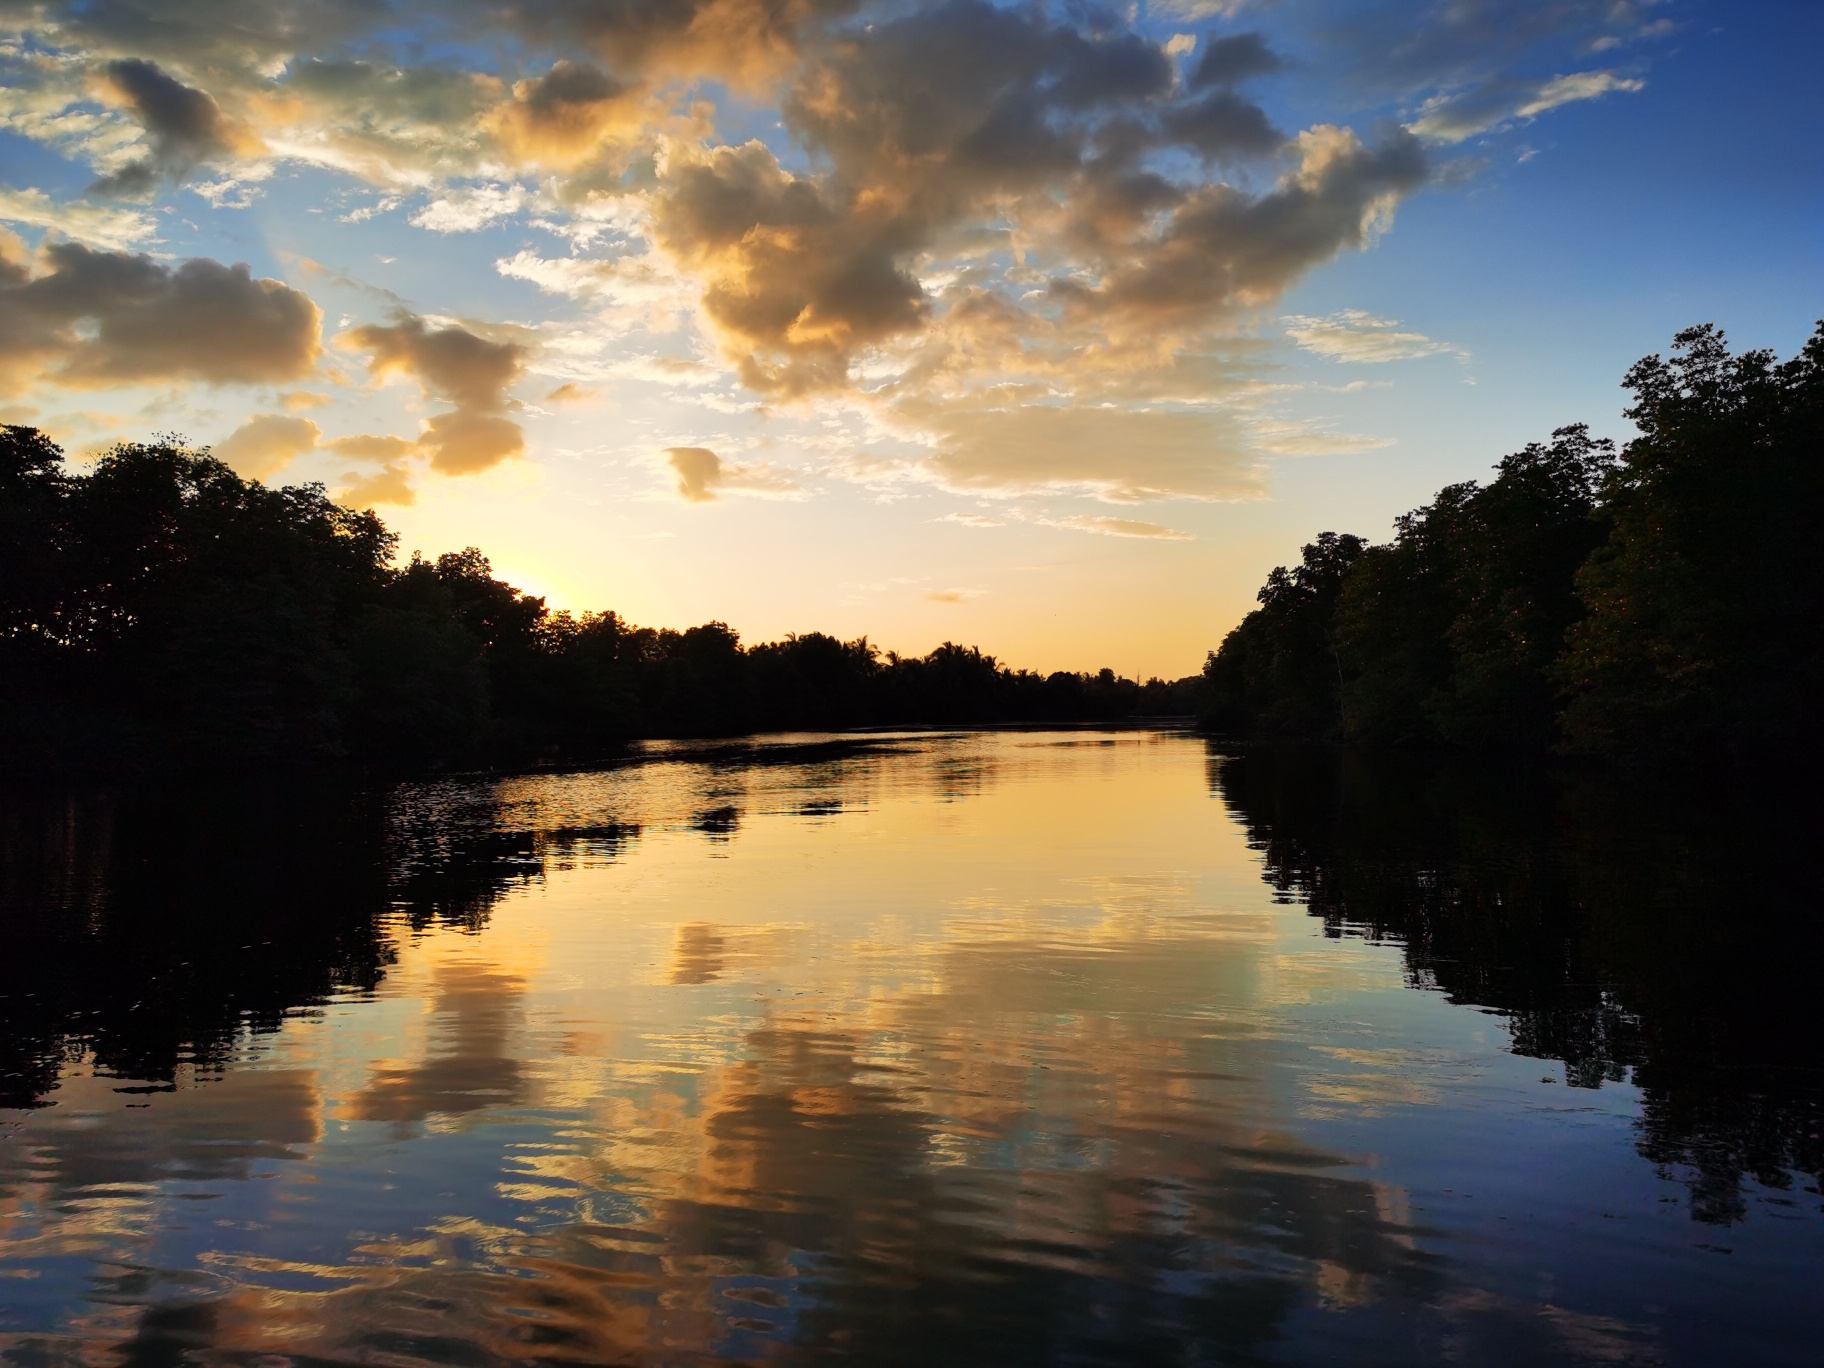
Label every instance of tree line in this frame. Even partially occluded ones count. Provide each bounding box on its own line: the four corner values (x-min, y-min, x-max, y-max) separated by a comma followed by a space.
0, 428, 1197, 774
1202, 322, 1824, 757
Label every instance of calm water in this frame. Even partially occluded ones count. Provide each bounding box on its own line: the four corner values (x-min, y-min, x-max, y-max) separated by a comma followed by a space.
2, 732, 1820, 1366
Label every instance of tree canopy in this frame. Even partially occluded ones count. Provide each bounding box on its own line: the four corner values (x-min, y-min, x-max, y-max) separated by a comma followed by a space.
1200, 321, 1824, 759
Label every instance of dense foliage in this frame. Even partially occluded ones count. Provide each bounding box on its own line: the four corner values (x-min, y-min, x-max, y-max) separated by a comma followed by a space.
1201, 322, 1824, 757
0, 432, 1196, 773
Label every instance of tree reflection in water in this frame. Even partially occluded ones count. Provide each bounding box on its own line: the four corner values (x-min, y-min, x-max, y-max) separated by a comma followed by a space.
1210, 745, 1824, 1225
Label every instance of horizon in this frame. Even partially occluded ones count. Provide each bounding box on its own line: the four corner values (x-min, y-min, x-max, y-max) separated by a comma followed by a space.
2, 1, 1819, 677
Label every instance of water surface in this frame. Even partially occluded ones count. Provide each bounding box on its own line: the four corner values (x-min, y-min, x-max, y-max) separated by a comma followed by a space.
2, 733, 1820, 1366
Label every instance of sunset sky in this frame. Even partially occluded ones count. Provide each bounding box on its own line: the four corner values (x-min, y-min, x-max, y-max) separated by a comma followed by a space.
2, 0, 1818, 677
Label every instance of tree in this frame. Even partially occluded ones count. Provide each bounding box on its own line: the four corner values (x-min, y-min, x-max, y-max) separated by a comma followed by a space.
1333, 425, 1614, 747
0, 425, 73, 697
1559, 322, 1824, 757
1201, 532, 1366, 737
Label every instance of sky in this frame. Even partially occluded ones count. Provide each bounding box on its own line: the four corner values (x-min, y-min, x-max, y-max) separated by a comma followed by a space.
2, 0, 1819, 678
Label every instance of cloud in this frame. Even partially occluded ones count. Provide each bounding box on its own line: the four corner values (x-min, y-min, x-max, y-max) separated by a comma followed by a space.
258, 59, 505, 184
90, 58, 260, 196
1149, 0, 1252, 17
533, 0, 861, 89
0, 187, 159, 250
1044, 515, 1194, 540
902, 398, 1265, 503
1190, 32, 1282, 88
1411, 69, 1645, 143
650, 139, 930, 396
409, 182, 531, 233
417, 410, 524, 471
214, 412, 321, 478
663, 445, 803, 502
1251, 421, 1395, 456
666, 445, 723, 502
485, 61, 643, 171
342, 315, 527, 473
0, 238, 321, 395
336, 462, 416, 506
641, 1, 1239, 396
544, 381, 599, 402
0, 0, 1662, 510
496, 246, 695, 331
1283, 309, 1461, 363
925, 588, 980, 603
1517, 70, 1645, 119
326, 433, 417, 462
940, 512, 1003, 527
1308, 0, 1660, 107
1162, 89, 1282, 158
278, 389, 332, 410
1050, 125, 1425, 337
211, 410, 426, 495
25, 1, 378, 76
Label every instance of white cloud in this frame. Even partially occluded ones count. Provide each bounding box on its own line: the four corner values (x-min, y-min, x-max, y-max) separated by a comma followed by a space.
1411, 70, 1644, 144
1516, 71, 1645, 120
0, 187, 159, 250
410, 183, 531, 233
1283, 310, 1462, 364
497, 247, 694, 332
340, 194, 403, 223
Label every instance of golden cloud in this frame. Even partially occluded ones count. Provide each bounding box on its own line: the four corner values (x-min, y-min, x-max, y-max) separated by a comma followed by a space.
486, 61, 644, 171
212, 412, 427, 495
336, 461, 416, 506
553, 0, 862, 90
1044, 514, 1194, 540
663, 444, 803, 501
651, 140, 928, 396
214, 412, 321, 479
343, 315, 528, 474
327, 432, 418, 462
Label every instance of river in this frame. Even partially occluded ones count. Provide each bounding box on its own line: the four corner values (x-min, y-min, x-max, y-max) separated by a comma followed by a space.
2, 731, 1819, 1365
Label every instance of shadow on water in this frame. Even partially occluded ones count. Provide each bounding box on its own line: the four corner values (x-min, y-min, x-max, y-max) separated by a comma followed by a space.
1209, 744, 1824, 1226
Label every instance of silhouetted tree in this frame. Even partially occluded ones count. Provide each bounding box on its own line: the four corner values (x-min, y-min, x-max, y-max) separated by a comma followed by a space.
1559, 323, 1824, 757
1199, 320, 1823, 759
1200, 532, 1366, 737
1333, 424, 1614, 746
